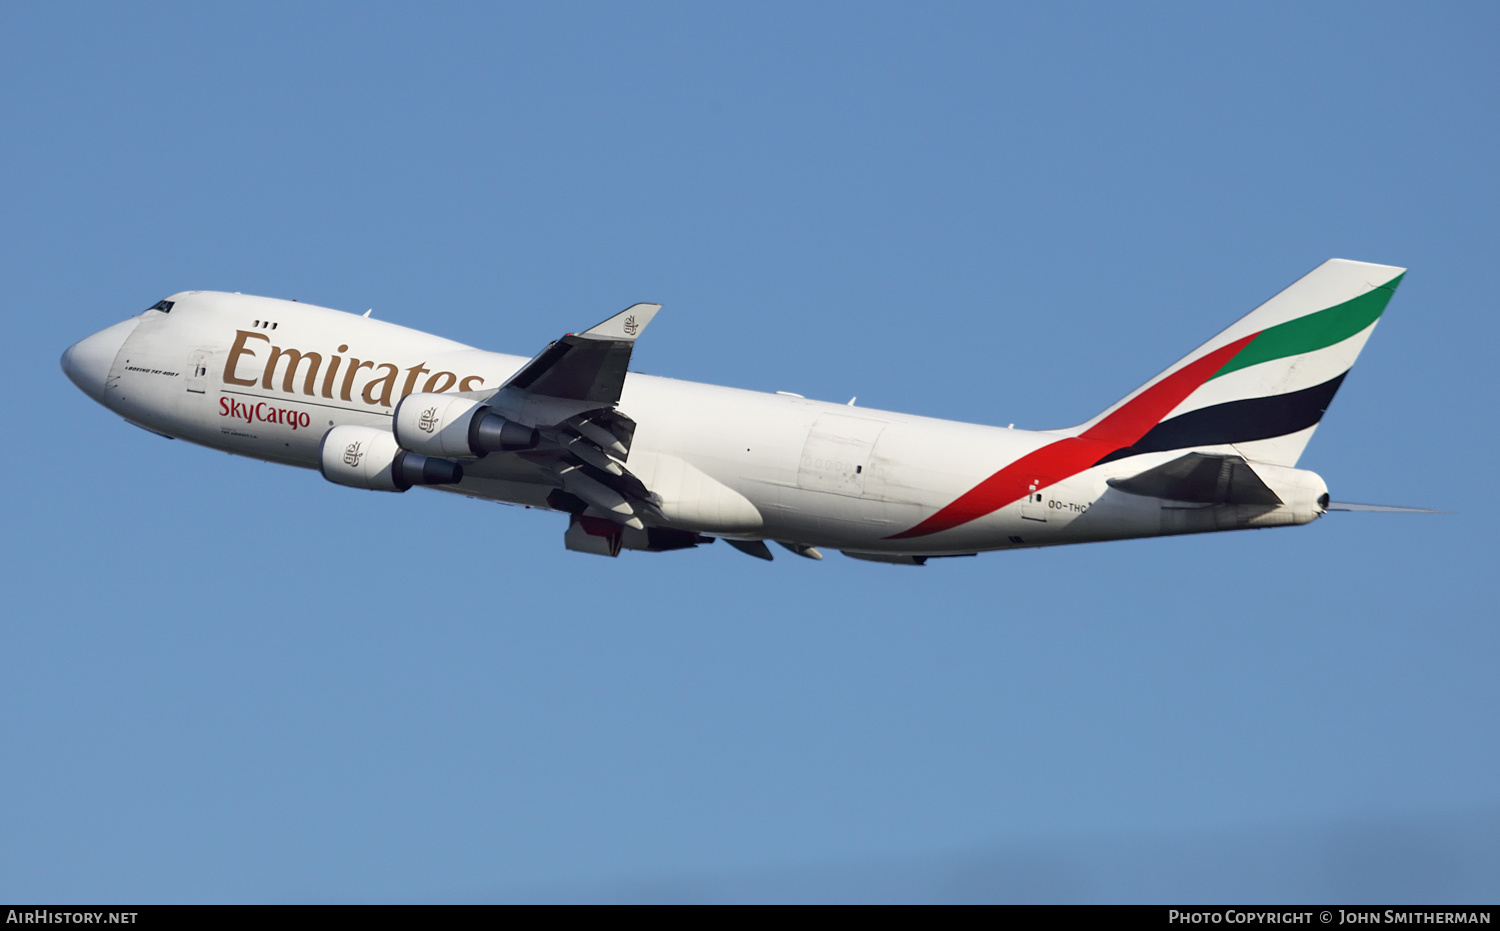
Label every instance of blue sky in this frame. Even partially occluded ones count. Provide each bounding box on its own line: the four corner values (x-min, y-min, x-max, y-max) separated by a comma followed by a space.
2, 2, 1497, 902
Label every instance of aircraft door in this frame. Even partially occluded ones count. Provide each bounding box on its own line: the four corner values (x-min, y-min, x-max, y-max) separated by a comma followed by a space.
1020, 480, 1048, 522
797, 415, 887, 496
186, 351, 210, 394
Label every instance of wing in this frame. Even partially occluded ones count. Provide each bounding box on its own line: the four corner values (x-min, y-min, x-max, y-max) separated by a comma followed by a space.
499, 302, 661, 405
483, 303, 664, 532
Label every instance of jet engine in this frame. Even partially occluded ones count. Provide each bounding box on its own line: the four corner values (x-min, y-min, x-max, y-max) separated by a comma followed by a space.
319, 425, 464, 492
392, 393, 538, 459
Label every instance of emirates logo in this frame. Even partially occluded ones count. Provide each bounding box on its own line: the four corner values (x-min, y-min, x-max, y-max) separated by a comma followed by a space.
343, 441, 363, 467
418, 406, 439, 433
623, 314, 639, 336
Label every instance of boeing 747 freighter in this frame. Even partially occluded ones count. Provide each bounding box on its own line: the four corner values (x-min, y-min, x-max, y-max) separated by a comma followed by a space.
61, 259, 1423, 564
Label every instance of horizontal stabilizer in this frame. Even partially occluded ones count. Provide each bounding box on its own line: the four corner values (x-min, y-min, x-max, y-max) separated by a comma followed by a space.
1108, 452, 1282, 505
1326, 501, 1445, 513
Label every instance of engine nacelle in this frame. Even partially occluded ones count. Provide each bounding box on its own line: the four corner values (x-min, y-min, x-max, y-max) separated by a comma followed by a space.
392, 393, 538, 459
319, 425, 464, 492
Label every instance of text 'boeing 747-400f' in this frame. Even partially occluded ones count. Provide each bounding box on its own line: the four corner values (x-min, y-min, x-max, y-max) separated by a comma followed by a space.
61, 259, 1432, 565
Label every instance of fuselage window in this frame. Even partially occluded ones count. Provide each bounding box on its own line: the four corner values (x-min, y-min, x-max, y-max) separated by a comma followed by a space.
147, 300, 174, 313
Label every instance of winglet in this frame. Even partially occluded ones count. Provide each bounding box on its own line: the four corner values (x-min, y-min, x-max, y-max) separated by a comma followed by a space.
580, 303, 661, 342
497, 303, 663, 405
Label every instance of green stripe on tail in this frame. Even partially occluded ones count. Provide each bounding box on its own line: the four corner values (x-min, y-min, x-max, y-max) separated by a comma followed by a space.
1209, 272, 1404, 380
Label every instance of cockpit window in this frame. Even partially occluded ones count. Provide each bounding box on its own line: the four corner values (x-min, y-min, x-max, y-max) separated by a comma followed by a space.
147, 299, 174, 313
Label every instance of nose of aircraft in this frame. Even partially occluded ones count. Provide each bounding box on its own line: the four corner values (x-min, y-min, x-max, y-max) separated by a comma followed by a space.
61, 318, 138, 403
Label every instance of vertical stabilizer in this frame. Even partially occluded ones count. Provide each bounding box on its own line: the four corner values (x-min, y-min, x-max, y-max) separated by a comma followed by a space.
1075, 259, 1404, 467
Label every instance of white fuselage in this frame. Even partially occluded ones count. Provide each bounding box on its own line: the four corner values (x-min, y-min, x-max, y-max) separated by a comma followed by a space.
64, 291, 1327, 558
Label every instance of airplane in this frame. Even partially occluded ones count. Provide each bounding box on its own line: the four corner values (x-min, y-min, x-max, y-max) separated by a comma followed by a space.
60, 258, 1428, 565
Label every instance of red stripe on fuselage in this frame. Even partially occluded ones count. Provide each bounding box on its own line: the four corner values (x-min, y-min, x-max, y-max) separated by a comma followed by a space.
886, 333, 1258, 540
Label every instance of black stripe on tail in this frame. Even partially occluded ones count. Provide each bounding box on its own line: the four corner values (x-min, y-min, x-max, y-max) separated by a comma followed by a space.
1095, 371, 1348, 466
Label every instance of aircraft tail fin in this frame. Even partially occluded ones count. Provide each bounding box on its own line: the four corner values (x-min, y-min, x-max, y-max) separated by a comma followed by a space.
1070, 259, 1405, 468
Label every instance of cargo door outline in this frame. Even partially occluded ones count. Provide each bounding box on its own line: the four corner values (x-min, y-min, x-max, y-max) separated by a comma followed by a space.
797, 415, 887, 496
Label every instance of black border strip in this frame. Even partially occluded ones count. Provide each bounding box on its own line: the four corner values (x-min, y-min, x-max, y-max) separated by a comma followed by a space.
1096, 371, 1348, 466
